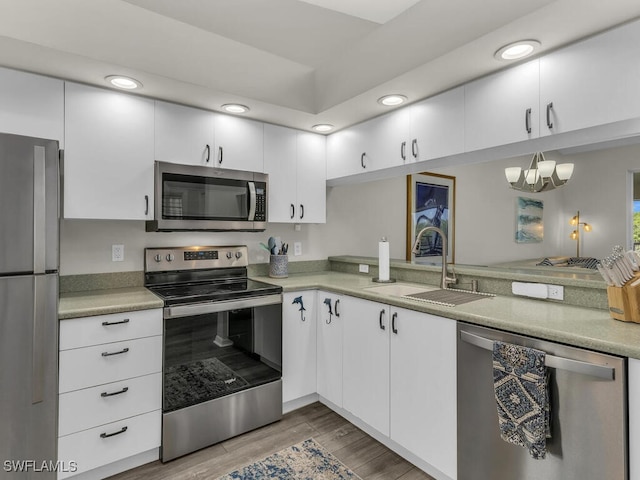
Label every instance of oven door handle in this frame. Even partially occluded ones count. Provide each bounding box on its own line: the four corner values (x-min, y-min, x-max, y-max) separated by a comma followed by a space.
164, 293, 282, 319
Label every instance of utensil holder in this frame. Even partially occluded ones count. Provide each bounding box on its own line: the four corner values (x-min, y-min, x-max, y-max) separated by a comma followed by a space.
269, 254, 288, 278
606, 273, 640, 323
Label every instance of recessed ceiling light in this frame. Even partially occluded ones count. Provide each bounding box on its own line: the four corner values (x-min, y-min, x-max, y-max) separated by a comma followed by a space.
105, 75, 142, 90
312, 124, 334, 133
494, 40, 541, 61
222, 104, 250, 114
377, 94, 407, 106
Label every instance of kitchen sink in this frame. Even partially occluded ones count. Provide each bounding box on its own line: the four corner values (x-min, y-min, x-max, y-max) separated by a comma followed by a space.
364, 282, 435, 297
403, 288, 494, 307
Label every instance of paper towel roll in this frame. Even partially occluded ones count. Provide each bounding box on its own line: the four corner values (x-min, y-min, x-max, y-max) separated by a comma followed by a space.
379, 238, 390, 282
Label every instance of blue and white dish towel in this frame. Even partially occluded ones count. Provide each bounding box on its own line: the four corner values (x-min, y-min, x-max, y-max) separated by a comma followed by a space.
492, 341, 551, 459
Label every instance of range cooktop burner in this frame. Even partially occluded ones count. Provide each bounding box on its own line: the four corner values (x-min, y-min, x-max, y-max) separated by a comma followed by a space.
148, 278, 281, 306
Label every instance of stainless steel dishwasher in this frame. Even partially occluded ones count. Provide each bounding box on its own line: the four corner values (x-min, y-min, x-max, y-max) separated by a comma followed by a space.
457, 323, 627, 480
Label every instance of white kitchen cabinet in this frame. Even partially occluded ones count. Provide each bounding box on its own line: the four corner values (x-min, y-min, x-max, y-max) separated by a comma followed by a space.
0, 67, 64, 144
465, 60, 539, 151
630, 358, 640, 480
154, 101, 216, 166
342, 296, 390, 436
326, 124, 368, 180
64, 82, 154, 220
264, 125, 326, 223
405, 86, 465, 162
282, 291, 317, 403
58, 308, 162, 479
389, 306, 457, 480
213, 114, 264, 172
316, 291, 343, 408
540, 19, 640, 136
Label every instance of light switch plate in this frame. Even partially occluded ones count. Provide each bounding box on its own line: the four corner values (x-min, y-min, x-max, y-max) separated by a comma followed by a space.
294, 242, 302, 256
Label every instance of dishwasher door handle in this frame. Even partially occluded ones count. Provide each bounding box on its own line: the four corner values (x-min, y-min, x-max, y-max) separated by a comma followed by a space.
459, 331, 615, 380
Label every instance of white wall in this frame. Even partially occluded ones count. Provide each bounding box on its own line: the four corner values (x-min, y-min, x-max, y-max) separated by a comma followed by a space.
59, 143, 640, 274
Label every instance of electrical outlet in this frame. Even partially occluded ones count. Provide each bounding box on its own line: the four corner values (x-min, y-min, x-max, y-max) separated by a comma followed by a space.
112, 244, 124, 262
359, 264, 370, 273
293, 242, 302, 256
547, 284, 564, 300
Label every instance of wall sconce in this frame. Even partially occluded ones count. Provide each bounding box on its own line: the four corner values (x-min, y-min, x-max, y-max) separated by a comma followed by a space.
569, 211, 592, 258
505, 152, 574, 193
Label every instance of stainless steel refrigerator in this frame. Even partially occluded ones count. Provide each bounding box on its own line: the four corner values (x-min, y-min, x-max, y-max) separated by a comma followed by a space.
0, 133, 59, 477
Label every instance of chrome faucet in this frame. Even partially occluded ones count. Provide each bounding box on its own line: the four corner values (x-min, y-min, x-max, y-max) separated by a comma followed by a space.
411, 226, 457, 289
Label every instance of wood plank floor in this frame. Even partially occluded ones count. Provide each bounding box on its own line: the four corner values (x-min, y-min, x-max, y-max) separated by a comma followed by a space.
108, 402, 436, 480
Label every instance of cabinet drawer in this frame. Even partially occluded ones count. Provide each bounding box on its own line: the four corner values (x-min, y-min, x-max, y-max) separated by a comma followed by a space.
60, 309, 162, 350
58, 410, 161, 479
59, 373, 161, 436
59, 336, 162, 393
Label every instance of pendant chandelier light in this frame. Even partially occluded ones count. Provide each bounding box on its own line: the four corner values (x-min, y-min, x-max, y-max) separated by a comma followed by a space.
504, 152, 574, 193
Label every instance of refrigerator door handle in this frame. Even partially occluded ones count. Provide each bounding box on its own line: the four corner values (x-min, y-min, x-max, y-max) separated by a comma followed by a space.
32, 276, 46, 404
33, 145, 46, 275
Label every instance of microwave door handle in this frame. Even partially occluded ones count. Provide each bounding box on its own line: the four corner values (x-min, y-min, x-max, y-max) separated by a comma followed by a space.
248, 181, 257, 221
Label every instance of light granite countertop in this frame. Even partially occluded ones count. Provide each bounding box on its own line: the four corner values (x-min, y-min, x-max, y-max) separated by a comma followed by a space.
58, 287, 164, 320
251, 271, 640, 360
58, 270, 640, 360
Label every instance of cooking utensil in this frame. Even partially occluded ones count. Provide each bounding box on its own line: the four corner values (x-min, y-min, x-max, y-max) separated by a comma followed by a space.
268, 237, 277, 255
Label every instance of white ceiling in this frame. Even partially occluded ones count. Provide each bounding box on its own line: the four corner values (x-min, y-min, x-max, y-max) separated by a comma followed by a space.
1, 0, 640, 133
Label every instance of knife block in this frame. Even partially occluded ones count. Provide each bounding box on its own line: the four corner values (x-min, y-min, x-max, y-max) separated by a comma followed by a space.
606, 273, 640, 323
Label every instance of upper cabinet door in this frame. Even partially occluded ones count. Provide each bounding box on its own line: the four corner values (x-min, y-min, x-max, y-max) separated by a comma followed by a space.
410, 86, 465, 161
465, 61, 539, 151
0, 67, 64, 145
64, 83, 154, 220
296, 131, 326, 224
326, 126, 367, 180
361, 111, 407, 171
213, 114, 264, 172
540, 20, 640, 136
154, 101, 215, 166
264, 124, 297, 223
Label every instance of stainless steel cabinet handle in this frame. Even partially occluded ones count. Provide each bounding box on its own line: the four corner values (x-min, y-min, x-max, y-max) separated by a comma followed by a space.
392, 312, 398, 334
101, 387, 129, 398
361, 152, 366, 169
102, 318, 130, 326
525, 108, 532, 134
218, 146, 223, 164
411, 139, 418, 158
379, 309, 386, 330
546, 102, 554, 129
101, 347, 129, 357
401, 141, 406, 161
459, 331, 615, 380
205, 144, 210, 163
100, 426, 128, 439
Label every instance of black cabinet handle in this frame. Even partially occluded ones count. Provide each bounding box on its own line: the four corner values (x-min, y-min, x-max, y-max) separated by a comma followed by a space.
392, 312, 398, 334
334, 299, 340, 317
290, 204, 295, 219
546, 102, 554, 129
323, 298, 333, 324
361, 152, 366, 169
300, 204, 304, 219
401, 141, 406, 161
218, 146, 223, 164
144, 195, 149, 216
101, 347, 129, 357
525, 108, 532, 134
205, 144, 210, 163
292, 295, 306, 322
102, 318, 130, 326
379, 309, 386, 330
100, 426, 128, 439
411, 139, 418, 158
101, 386, 129, 398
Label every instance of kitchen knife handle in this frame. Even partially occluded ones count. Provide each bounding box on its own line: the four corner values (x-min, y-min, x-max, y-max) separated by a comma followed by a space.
411, 139, 418, 158
546, 102, 554, 129
218, 146, 223, 164
205, 144, 210, 163
401, 141, 406, 161
392, 312, 398, 334
361, 152, 366, 169
525, 108, 532, 134
379, 309, 386, 330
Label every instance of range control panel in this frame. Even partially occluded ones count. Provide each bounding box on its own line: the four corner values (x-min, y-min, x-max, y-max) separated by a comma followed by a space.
145, 245, 249, 272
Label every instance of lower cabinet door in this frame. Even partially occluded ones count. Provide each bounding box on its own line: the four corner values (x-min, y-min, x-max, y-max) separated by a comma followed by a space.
57, 410, 161, 479
58, 373, 162, 437
390, 307, 457, 479
316, 291, 343, 407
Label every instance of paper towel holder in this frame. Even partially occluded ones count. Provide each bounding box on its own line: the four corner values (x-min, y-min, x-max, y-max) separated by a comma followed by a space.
374, 236, 396, 283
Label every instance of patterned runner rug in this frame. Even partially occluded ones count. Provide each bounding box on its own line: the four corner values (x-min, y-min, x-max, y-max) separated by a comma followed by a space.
216, 438, 361, 480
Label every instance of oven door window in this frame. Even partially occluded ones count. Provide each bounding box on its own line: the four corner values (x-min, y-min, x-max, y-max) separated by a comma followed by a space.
162, 173, 249, 221
163, 304, 282, 413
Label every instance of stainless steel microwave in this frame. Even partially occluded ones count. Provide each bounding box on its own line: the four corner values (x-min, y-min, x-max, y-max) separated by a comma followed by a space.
146, 161, 268, 232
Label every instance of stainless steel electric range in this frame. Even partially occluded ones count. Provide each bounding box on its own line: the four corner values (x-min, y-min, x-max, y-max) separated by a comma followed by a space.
145, 245, 283, 462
